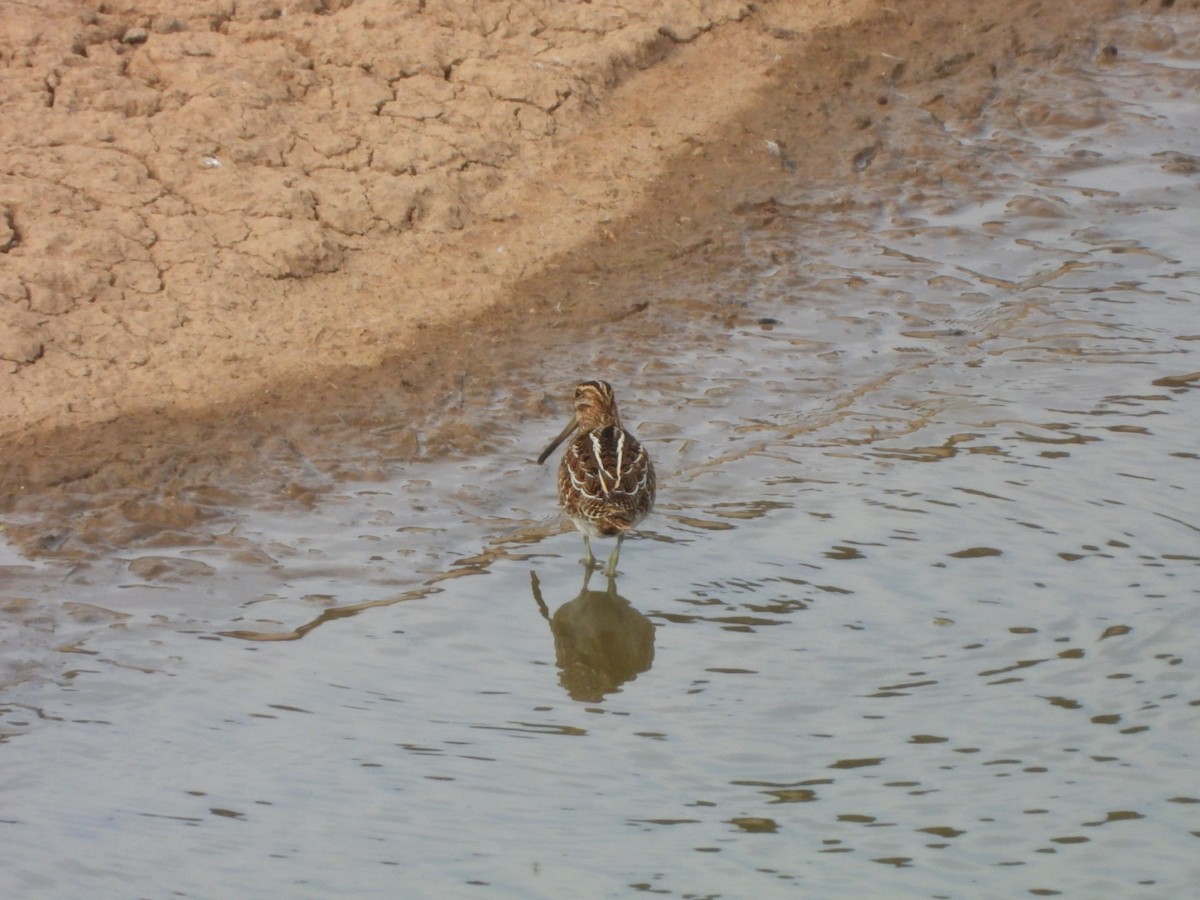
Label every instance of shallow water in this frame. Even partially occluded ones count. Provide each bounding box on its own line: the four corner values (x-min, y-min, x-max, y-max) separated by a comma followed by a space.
4, 12, 1200, 898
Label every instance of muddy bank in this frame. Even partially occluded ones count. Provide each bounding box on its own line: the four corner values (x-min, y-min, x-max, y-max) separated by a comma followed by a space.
2, 0, 1178, 556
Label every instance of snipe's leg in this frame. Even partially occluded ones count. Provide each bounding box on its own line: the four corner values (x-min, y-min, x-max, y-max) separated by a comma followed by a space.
582, 534, 597, 570
605, 533, 625, 578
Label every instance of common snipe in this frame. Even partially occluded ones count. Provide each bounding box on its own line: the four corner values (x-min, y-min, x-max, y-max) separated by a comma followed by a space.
537, 380, 656, 575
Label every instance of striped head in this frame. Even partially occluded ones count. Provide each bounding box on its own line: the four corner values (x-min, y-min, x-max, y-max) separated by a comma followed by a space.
571, 380, 621, 432
538, 380, 622, 465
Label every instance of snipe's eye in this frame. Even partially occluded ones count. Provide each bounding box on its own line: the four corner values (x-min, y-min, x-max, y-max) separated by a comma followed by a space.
574, 387, 584, 399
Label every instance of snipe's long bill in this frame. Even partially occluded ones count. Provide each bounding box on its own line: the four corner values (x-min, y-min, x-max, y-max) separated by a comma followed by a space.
537, 380, 655, 576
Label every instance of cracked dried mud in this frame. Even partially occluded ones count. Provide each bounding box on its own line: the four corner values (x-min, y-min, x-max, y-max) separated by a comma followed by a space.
1, 0, 1170, 554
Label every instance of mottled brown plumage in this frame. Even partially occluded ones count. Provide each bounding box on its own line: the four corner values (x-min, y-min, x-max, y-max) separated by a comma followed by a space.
537, 380, 655, 575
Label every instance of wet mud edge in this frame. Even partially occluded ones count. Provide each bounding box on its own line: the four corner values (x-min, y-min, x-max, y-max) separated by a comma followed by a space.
0, 0, 1150, 554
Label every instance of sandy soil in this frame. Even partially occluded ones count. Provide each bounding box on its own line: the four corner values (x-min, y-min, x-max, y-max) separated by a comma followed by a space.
1, 0, 1181, 553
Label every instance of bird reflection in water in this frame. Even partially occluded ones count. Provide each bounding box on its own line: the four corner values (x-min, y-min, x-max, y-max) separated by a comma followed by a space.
531, 568, 655, 702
